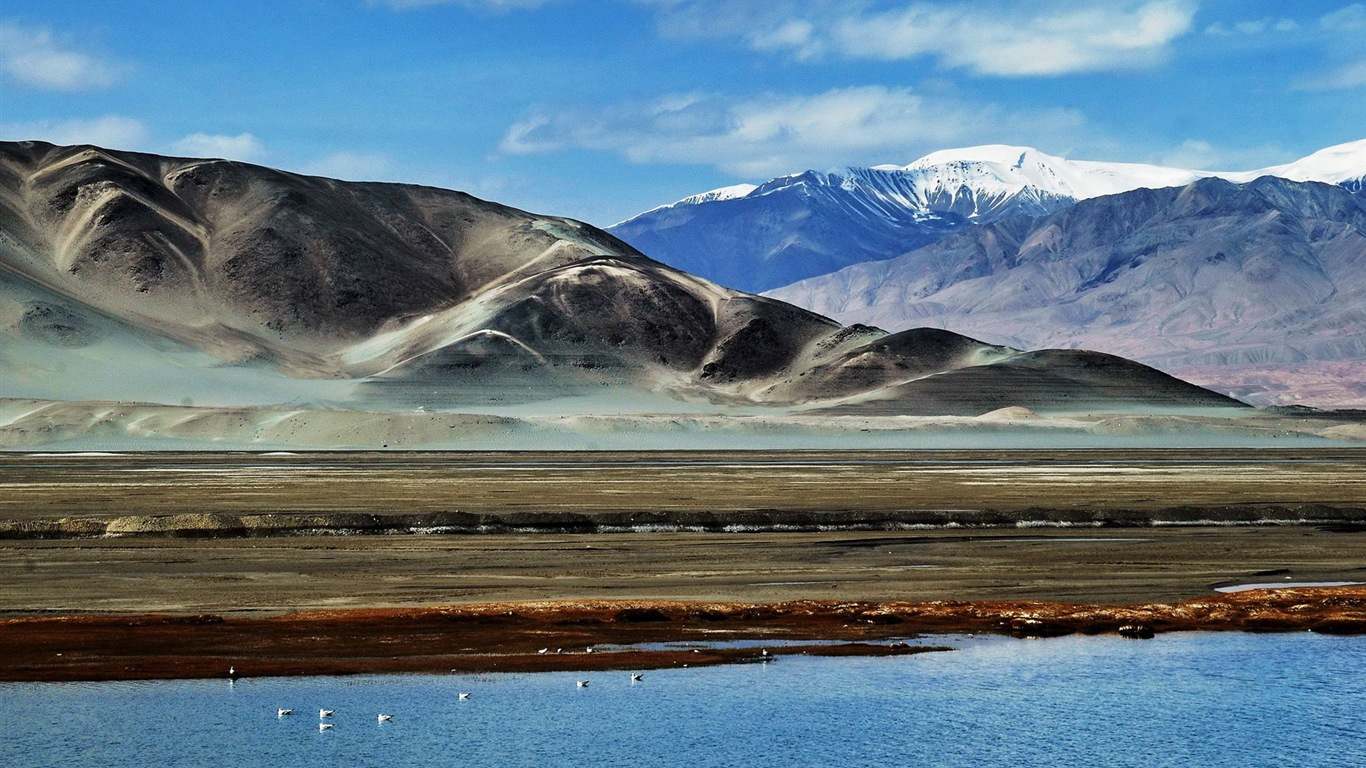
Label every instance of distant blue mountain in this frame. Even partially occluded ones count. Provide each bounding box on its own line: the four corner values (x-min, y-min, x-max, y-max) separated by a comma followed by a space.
609, 141, 1366, 295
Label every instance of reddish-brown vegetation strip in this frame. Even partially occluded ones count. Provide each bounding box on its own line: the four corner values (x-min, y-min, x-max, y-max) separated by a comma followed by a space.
2, 588, 1363, 682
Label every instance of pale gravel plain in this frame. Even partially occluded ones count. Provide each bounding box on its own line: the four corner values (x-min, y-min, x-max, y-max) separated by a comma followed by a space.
0, 450, 1363, 617
2, 528, 1364, 617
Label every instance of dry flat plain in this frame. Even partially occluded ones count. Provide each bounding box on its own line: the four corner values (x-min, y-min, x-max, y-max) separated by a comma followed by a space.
1, 449, 1364, 615
3, 449, 1365, 681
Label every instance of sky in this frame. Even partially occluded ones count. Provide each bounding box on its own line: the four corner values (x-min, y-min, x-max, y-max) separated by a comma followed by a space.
2, 0, 1364, 227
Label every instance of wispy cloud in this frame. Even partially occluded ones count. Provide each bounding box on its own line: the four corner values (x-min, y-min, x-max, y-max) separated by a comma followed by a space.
1151, 139, 1294, 171
832, 1, 1196, 76
1319, 3, 1366, 32
501, 86, 1087, 176
1204, 4, 1366, 40
1296, 59, 1366, 91
1205, 17, 1299, 36
0, 21, 126, 92
0, 115, 149, 147
168, 133, 267, 162
639, 0, 1195, 76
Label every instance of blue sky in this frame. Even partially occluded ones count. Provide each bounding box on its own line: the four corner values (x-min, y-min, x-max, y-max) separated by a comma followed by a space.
2, 0, 1363, 226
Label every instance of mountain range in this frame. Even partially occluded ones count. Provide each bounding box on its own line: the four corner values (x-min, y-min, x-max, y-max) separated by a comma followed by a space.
611, 140, 1366, 406
609, 140, 1366, 295
766, 175, 1366, 405
0, 140, 1241, 444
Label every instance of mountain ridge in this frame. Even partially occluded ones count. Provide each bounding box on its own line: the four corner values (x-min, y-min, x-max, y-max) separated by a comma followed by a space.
608, 140, 1366, 294
764, 175, 1366, 406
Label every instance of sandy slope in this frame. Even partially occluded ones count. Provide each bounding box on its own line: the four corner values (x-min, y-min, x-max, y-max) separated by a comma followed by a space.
2, 397, 1360, 450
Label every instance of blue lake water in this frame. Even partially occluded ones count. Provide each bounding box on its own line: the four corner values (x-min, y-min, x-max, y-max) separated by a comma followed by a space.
3, 632, 1362, 767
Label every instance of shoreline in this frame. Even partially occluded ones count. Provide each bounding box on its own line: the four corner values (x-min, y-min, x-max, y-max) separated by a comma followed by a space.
3, 588, 1362, 683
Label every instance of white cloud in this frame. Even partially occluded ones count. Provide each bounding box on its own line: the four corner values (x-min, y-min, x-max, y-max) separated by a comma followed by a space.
501, 86, 1087, 176
1205, 17, 1299, 36
638, 0, 1194, 77
1296, 59, 1366, 91
300, 152, 395, 181
749, 20, 821, 60
0, 22, 125, 92
0, 115, 149, 148
168, 133, 267, 162
1320, 3, 1366, 32
1152, 139, 1294, 171
831, 1, 1195, 76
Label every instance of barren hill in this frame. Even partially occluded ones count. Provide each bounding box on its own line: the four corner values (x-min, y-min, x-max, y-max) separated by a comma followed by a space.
0, 141, 1240, 447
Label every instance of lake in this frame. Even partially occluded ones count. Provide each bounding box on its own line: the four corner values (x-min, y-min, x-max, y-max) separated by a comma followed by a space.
2, 632, 1362, 767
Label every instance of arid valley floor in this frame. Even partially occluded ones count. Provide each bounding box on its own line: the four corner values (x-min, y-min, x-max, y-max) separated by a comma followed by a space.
2, 450, 1363, 681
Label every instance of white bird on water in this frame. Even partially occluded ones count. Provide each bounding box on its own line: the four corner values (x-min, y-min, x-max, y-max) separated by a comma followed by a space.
277, 709, 293, 717
378, 713, 393, 722
631, 673, 643, 682
458, 693, 471, 700
320, 709, 334, 718
319, 723, 334, 731
576, 680, 590, 688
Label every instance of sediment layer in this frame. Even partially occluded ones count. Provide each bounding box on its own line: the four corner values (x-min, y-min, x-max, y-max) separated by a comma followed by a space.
3, 589, 1362, 682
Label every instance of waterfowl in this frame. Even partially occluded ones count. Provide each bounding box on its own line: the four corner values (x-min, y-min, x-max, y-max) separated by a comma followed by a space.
320, 709, 334, 718
377, 713, 393, 722
277, 708, 293, 717
576, 680, 590, 688
319, 723, 334, 731
458, 693, 471, 700
630, 673, 643, 682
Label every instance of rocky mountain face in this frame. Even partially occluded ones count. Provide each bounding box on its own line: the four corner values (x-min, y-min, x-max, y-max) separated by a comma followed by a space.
766, 176, 1366, 406
0, 141, 1239, 417
608, 140, 1366, 295
609, 164, 1016, 292
607, 156, 1068, 295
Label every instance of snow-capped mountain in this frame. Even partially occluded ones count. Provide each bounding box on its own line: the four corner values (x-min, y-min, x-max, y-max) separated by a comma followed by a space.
765, 175, 1366, 407
609, 140, 1366, 294
882, 144, 1203, 204
1231, 140, 1366, 186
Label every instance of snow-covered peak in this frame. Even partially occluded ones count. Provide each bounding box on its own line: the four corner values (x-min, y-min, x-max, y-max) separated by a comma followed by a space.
612, 183, 758, 226
619, 139, 1366, 229
895, 140, 1366, 199
678, 183, 758, 205
1229, 139, 1366, 185
903, 144, 1044, 169
900, 144, 1205, 201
